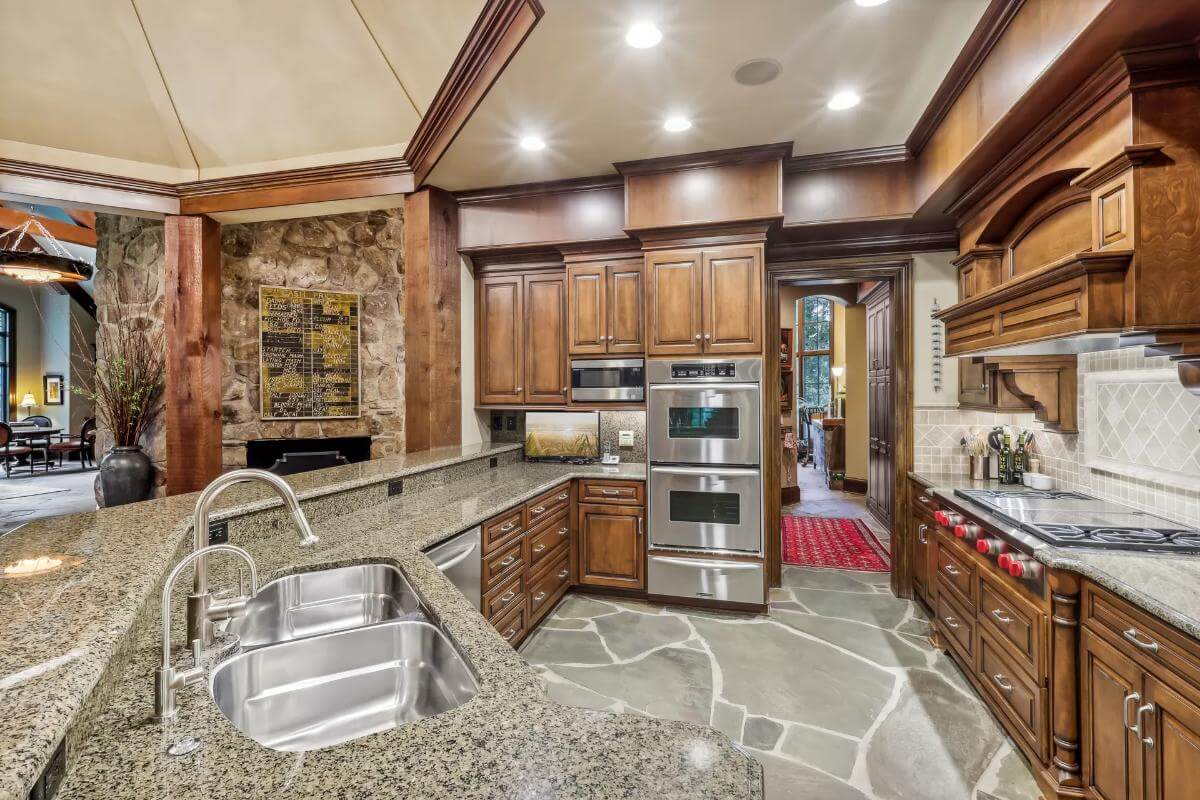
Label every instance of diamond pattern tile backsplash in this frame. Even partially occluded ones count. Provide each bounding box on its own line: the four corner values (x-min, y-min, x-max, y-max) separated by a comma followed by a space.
915, 347, 1200, 528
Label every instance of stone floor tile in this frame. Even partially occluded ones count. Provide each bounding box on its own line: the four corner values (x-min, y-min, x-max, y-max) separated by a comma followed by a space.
773, 610, 931, 669
711, 700, 744, 742
521, 627, 612, 666
780, 567, 878, 594
779, 724, 859, 780
743, 716, 784, 750
592, 609, 691, 660
551, 595, 621, 620
789, 587, 912, 630
756, 752, 872, 800
553, 645, 713, 724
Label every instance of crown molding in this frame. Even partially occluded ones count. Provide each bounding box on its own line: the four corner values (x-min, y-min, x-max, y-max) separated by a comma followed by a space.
404, 0, 545, 187
785, 144, 910, 173
768, 228, 957, 261
454, 173, 623, 204
614, 141, 793, 177
0, 157, 179, 215
905, 0, 1026, 156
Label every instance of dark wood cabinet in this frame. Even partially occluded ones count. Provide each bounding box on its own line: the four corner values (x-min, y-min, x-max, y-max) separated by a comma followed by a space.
566, 259, 644, 356
577, 501, 644, 590
477, 270, 567, 406
646, 244, 762, 356
865, 284, 894, 527
1142, 674, 1200, 800
1081, 627, 1144, 800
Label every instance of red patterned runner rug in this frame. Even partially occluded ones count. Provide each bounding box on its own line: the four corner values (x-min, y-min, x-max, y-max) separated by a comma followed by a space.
781, 516, 891, 572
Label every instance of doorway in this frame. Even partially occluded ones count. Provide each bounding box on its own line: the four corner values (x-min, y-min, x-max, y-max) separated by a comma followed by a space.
762, 257, 913, 597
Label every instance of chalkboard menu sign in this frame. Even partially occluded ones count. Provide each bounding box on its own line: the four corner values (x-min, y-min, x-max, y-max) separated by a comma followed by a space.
259, 286, 360, 420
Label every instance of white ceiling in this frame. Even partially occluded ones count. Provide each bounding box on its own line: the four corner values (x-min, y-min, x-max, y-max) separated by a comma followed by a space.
0, 0, 484, 182
430, 0, 989, 190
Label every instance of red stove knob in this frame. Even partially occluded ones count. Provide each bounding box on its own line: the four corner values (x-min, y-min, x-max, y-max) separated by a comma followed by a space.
934, 510, 950, 526
976, 538, 993, 555
935, 510, 962, 528
953, 524, 968, 538
997, 553, 1013, 570
1007, 558, 1026, 578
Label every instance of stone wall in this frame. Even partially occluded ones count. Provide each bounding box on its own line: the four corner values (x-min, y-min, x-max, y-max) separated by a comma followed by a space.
219, 209, 405, 466
92, 215, 168, 488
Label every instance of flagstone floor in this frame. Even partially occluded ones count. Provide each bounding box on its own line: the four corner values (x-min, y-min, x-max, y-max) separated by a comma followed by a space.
520, 566, 1043, 800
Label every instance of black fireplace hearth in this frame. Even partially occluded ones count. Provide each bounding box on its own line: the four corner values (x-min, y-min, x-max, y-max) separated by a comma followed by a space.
245, 436, 372, 472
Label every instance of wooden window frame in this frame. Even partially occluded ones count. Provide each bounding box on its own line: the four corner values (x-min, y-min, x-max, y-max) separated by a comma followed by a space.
797, 296, 832, 410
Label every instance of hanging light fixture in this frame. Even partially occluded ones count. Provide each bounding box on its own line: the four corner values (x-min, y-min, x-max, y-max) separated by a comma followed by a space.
0, 217, 93, 283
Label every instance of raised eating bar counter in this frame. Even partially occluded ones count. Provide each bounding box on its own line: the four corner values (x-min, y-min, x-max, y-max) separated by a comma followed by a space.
0, 445, 760, 800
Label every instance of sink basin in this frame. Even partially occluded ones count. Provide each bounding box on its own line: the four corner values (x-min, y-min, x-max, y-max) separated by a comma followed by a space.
210, 620, 479, 751
227, 563, 426, 649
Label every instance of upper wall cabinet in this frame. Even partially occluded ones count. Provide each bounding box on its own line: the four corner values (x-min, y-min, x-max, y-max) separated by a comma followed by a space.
477, 270, 568, 406
566, 258, 644, 356
645, 244, 763, 356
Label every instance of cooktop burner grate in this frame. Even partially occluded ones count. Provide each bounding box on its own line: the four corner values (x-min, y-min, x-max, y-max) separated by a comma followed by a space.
957, 488, 1094, 503
1022, 523, 1200, 553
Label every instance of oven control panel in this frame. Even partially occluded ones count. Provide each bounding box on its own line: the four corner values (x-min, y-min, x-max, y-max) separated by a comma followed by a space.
671, 362, 736, 379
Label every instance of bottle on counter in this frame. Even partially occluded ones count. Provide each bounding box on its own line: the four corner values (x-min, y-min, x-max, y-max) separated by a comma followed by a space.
1013, 433, 1026, 485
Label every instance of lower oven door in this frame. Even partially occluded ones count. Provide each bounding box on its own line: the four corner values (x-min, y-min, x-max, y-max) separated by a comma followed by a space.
648, 555, 764, 605
649, 465, 762, 554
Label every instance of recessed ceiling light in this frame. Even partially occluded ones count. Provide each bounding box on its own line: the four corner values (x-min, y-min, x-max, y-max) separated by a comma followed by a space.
663, 116, 692, 132
733, 58, 782, 86
625, 21, 662, 49
855, 0, 890, 6
519, 135, 546, 151
827, 90, 861, 111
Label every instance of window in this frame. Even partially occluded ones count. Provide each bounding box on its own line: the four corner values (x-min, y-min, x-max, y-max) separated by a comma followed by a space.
0, 303, 11, 423
799, 296, 831, 409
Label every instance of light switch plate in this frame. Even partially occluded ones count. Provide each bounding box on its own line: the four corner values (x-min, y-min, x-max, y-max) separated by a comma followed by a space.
618, 430, 634, 448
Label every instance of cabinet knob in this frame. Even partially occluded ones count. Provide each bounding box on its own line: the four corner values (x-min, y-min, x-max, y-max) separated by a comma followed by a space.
561, 386, 568, 393
694, 333, 701, 340
607, 335, 614, 341
704, 333, 711, 340
515, 386, 523, 392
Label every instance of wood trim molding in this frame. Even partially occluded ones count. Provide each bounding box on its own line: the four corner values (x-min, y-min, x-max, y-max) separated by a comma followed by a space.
768, 229, 957, 261
993, 356, 1079, 432
630, 216, 781, 250
0, 206, 97, 247
455, 174, 623, 204
403, 0, 545, 187
905, 0, 1026, 156
785, 144, 910, 173
0, 157, 179, 215
1070, 142, 1165, 189
614, 141, 793, 177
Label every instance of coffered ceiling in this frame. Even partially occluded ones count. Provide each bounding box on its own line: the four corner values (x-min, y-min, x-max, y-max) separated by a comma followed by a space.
429, 0, 989, 190
0, 0, 484, 182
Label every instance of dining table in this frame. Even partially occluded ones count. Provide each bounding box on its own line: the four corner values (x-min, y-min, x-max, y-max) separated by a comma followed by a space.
6, 426, 64, 469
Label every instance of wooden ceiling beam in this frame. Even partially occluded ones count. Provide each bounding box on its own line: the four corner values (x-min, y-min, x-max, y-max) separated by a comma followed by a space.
0, 206, 98, 247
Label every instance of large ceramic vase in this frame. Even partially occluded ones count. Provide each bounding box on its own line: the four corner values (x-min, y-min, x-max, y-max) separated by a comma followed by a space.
98, 446, 154, 507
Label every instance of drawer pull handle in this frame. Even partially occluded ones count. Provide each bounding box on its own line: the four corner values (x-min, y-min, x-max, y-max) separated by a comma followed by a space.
992, 673, 1013, 693
557, 493, 568, 501
533, 544, 546, 553
499, 522, 516, 533
1136, 703, 1156, 748
1124, 692, 1141, 732
534, 591, 547, 602
942, 616, 959, 630
1123, 628, 1159, 653
500, 555, 517, 567
557, 570, 569, 579
990, 609, 1013, 625
601, 489, 620, 496
558, 527, 569, 536
500, 590, 516, 603
918, 495, 931, 504
942, 564, 961, 577
917, 523, 928, 544
503, 627, 517, 641
532, 505, 546, 514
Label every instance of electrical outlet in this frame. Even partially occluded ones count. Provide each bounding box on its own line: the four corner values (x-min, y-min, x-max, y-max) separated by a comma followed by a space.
207, 520, 229, 545
388, 479, 404, 497
505, 414, 517, 431
618, 430, 634, 448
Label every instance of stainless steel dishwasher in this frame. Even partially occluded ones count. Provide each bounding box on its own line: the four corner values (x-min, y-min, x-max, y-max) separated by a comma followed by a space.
424, 527, 481, 610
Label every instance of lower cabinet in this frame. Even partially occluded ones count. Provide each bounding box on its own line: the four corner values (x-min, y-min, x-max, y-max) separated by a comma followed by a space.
577, 502, 645, 590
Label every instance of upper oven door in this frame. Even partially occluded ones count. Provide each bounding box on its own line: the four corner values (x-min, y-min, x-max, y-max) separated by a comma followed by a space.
649, 465, 762, 554
648, 383, 761, 465
570, 359, 645, 402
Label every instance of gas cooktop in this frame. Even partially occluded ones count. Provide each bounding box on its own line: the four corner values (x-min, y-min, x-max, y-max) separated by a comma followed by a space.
955, 488, 1200, 554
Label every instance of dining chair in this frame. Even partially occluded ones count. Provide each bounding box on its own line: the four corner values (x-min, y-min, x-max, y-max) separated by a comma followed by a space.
1, 422, 48, 477
49, 417, 97, 470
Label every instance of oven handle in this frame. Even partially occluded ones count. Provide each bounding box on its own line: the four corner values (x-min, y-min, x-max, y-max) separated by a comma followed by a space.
648, 383, 761, 393
651, 556, 762, 570
650, 466, 762, 478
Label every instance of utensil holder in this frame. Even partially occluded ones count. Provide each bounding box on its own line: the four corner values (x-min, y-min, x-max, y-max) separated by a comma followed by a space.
971, 455, 990, 481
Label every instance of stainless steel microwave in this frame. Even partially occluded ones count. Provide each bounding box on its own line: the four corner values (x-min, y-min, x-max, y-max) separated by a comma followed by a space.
570, 359, 644, 403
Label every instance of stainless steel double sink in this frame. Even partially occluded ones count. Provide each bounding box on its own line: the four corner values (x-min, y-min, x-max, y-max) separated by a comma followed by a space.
210, 563, 479, 752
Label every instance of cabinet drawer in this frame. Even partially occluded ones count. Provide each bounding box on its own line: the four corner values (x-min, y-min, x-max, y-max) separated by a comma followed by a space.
910, 481, 938, 520
935, 538, 976, 606
978, 631, 1047, 758
527, 507, 570, 570
483, 573, 525, 622
935, 581, 975, 663
482, 508, 525, 554
579, 479, 644, 506
493, 601, 527, 648
979, 575, 1042, 677
529, 551, 572, 625
1083, 583, 1200, 694
482, 538, 525, 593
526, 482, 571, 526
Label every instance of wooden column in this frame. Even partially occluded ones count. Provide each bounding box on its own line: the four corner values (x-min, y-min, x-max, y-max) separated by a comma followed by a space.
1048, 569, 1084, 792
163, 215, 223, 495
404, 188, 461, 452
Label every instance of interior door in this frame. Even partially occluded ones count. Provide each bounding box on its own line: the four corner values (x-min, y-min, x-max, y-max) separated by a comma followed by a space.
1142, 672, 1200, 800
567, 264, 607, 356
607, 261, 644, 354
1081, 628, 1145, 800
646, 250, 703, 355
524, 273, 568, 404
477, 274, 524, 404
702, 246, 763, 354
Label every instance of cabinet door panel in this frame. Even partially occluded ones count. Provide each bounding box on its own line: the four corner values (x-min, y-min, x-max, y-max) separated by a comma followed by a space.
577, 503, 644, 589
646, 251, 703, 355
1081, 628, 1144, 800
567, 264, 607, 356
524, 274, 568, 404
608, 262, 644, 354
702, 246, 762, 354
1143, 674, 1200, 800
477, 275, 524, 404
959, 358, 989, 406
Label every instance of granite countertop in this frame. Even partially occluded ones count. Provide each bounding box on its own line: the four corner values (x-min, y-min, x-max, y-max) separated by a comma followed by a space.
1, 455, 761, 800
909, 468, 1200, 640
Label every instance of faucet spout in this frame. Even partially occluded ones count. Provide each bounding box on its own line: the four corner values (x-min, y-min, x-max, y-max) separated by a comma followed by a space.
188, 469, 318, 645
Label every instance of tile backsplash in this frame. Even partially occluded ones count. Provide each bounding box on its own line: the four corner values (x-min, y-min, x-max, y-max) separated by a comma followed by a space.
916, 347, 1200, 528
